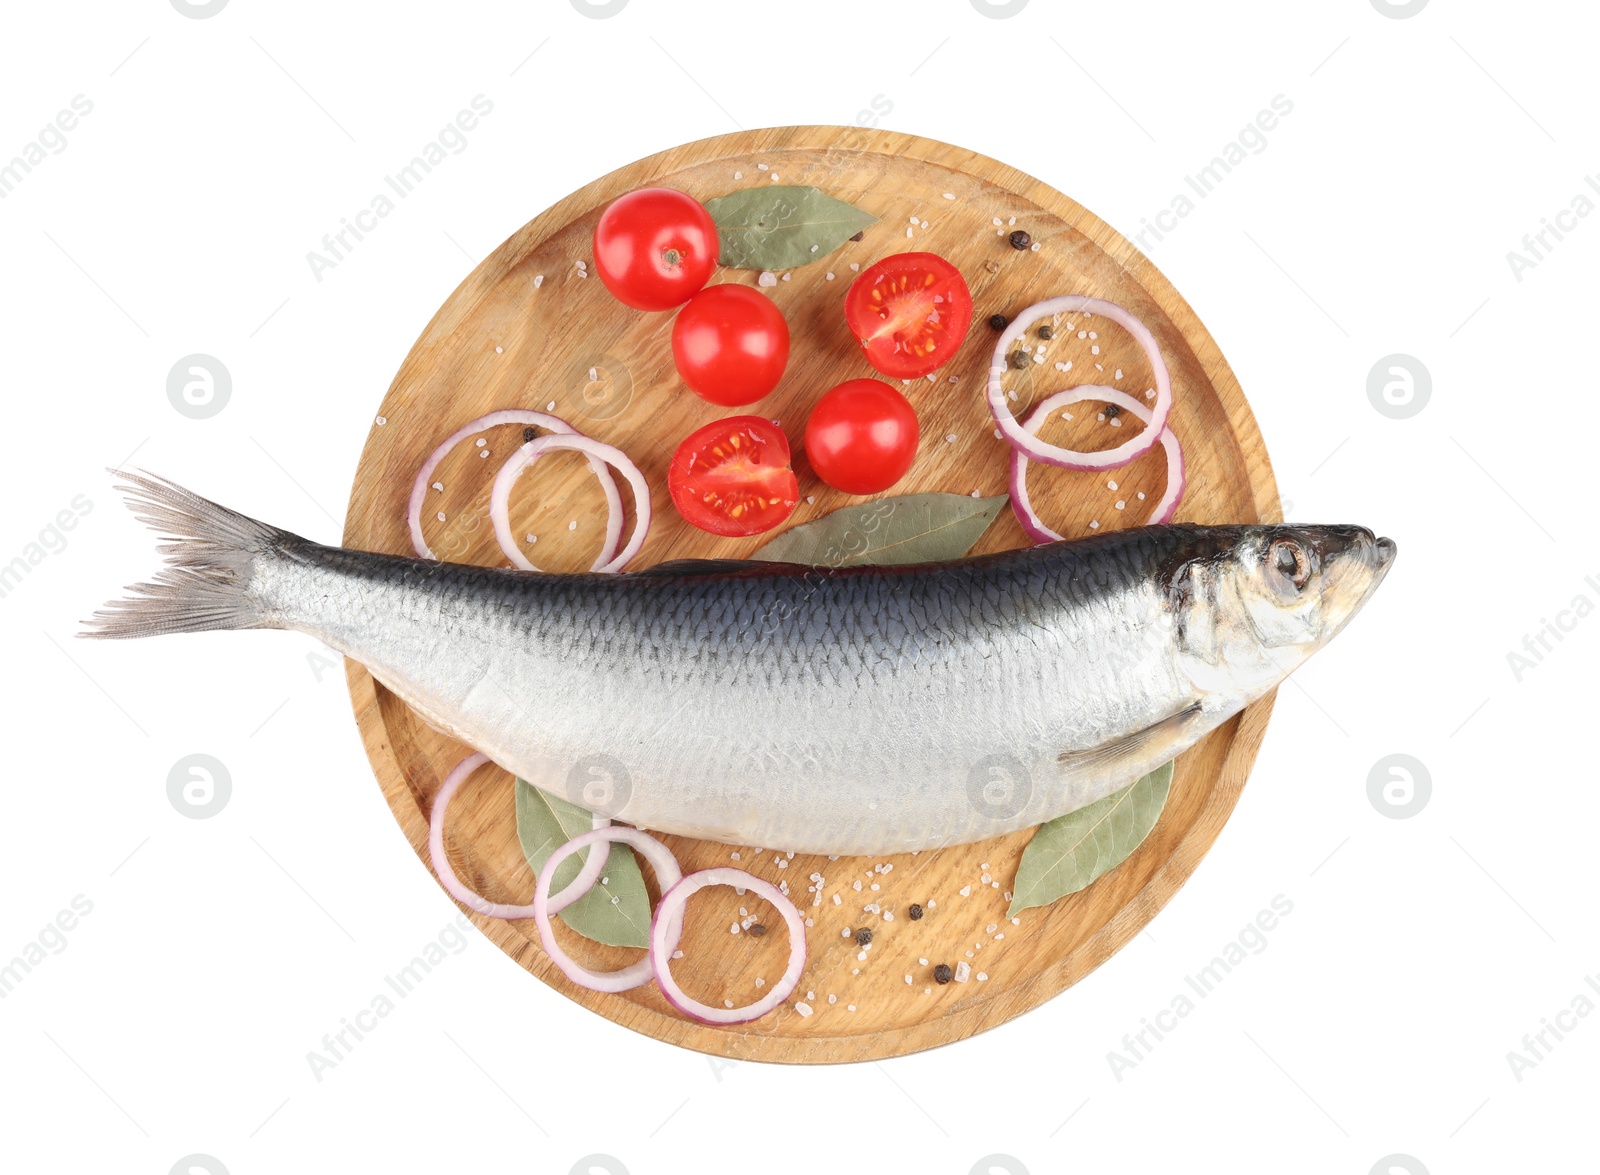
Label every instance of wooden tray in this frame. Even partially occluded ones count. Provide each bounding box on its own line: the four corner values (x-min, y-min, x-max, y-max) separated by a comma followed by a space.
343, 126, 1279, 1063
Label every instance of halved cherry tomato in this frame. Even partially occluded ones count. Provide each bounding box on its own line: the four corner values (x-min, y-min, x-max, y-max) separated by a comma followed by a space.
668, 416, 800, 537
671, 284, 790, 406
804, 378, 919, 495
593, 188, 718, 311
843, 252, 973, 379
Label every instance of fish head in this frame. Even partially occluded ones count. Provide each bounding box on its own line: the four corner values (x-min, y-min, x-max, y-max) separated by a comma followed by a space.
1171, 524, 1396, 697
1233, 524, 1396, 652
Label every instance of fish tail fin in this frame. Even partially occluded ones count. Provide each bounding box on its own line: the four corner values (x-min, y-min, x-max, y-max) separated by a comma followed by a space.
80, 469, 306, 640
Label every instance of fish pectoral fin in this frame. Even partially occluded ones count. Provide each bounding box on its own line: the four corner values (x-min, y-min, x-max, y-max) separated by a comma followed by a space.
1055, 702, 1205, 777
632, 557, 818, 577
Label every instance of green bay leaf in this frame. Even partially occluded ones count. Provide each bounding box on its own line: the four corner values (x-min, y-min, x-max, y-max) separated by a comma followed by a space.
514, 778, 650, 948
1008, 761, 1174, 916
752, 492, 1008, 568
706, 185, 877, 270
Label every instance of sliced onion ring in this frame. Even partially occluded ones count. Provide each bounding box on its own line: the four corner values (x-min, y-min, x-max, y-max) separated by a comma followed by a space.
407, 409, 625, 563
491, 435, 651, 573
1009, 386, 1186, 543
648, 867, 807, 1025
428, 752, 611, 919
988, 296, 1173, 470
535, 826, 685, 994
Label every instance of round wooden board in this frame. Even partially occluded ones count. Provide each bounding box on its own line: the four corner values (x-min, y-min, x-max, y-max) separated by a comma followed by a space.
343, 126, 1280, 1063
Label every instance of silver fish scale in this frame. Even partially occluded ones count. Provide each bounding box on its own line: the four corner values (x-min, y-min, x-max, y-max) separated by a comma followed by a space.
277, 529, 1207, 854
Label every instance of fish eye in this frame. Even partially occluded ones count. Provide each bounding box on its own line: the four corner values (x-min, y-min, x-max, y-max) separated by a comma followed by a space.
1269, 539, 1310, 590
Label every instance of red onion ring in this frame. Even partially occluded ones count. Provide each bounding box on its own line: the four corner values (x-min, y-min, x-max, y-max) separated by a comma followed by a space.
491, 435, 651, 573
407, 409, 625, 563
1009, 386, 1186, 542
648, 868, 807, 1025
534, 826, 685, 994
988, 297, 1173, 470
428, 752, 611, 919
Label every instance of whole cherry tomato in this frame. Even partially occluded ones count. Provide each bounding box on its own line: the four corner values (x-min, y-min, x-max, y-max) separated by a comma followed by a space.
671, 284, 790, 406
804, 379, 920, 495
592, 187, 718, 311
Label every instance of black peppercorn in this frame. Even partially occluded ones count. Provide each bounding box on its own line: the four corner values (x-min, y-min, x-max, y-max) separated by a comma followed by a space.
1008, 229, 1031, 250
748, 923, 766, 937
1009, 350, 1029, 370
908, 903, 924, 921
933, 963, 953, 984
988, 314, 1009, 332
1036, 325, 1054, 340
854, 927, 873, 947
849, 230, 865, 242
523, 426, 537, 442
1104, 403, 1121, 419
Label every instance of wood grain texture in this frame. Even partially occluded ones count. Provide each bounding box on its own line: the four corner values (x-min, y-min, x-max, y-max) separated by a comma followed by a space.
342, 126, 1281, 1063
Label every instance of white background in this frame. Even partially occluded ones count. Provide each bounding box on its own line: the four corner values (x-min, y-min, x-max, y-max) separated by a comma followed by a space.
1, 1, 1595, 1172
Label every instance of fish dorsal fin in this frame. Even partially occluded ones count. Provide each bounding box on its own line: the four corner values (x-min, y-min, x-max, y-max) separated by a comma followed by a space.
1055, 702, 1205, 776
631, 557, 820, 578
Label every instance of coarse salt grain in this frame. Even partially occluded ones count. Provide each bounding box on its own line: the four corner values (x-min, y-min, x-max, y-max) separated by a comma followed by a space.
904, 975, 912, 986
547, 401, 556, 411
810, 244, 819, 252
992, 218, 1002, 226
1115, 368, 1123, 379
806, 495, 815, 505
954, 961, 971, 982
959, 885, 971, 897
730, 923, 739, 934
526, 535, 536, 543
436, 512, 446, 522
826, 272, 835, 280
829, 994, 838, 1004
1031, 242, 1041, 252
1137, 491, 1147, 501
375, 416, 387, 426
1091, 345, 1100, 355
758, 272, 778, 287
795, 1002, 811, 1016
724, 1000, 734, 1008
849, 262, 859, 270
781, 272, 790, 281
945, 433, 958, 443
987, 923, 998, 934
533, 275, 544, 288
943, 192, 955, 200
1116, 500, 1126, 510
476, 438, 486, 447
1090, 520, 1100, 529
977, 972, 989, 982
494, 346, 503, 354
883, 911, 893, 921
920, 220, 929, 229
906, 227, 915, 238
832, 893, 841, 905
757, 163, 768, 170
848, 1004, 857, 1011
